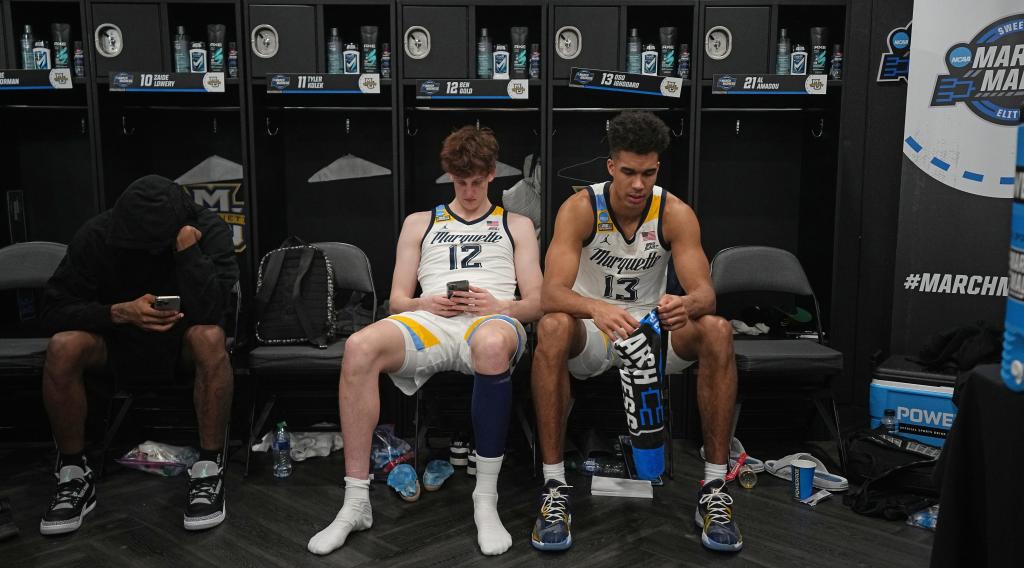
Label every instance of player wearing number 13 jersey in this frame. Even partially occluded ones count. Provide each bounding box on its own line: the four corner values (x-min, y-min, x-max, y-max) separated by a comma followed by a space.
529, 112, 742, 554
308, 126, 542, 559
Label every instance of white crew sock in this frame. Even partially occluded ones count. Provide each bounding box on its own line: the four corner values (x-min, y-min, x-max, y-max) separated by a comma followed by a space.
307, 477, 373, 555
472, 455, 512, 556
542, 461, 566, 485
704, 462, 728, 483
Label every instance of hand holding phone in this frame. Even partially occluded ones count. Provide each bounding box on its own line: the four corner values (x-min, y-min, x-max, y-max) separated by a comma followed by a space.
152, 295, 181, 312
446, 280, 470, 299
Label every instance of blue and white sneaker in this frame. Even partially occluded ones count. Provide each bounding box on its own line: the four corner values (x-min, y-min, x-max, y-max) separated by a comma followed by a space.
695, 478, 743, 552
387, 464, 421, 502
422, 460, 454, 491
531, 479, 573, 551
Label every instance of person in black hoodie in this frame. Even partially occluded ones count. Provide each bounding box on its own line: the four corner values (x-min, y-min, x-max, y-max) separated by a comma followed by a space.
37, 175, 238, 536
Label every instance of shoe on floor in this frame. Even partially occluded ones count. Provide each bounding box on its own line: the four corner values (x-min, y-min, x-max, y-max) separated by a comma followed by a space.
184, 460, 226, 531
387, 464, 421, 502
530, 479, 573, 551
450, 437, 471, 467
422, 460, 454, 491
695, 478, 742, 552
39, 463, 96, 536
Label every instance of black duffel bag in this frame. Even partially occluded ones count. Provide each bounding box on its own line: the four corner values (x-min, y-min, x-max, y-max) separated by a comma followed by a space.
842, 428, 941, 520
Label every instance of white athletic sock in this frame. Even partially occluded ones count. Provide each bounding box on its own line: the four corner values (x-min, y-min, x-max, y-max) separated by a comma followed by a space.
307, 477, 373, 555
704, 462, 728, 483
472, 455, 512, 556
542, 461, 566, 485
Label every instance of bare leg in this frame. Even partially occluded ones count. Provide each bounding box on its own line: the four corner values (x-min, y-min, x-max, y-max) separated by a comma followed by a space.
671, 315, 737, 466
184, 325, 233, 451
531, 313, 586, 467
42, 331, 107, 455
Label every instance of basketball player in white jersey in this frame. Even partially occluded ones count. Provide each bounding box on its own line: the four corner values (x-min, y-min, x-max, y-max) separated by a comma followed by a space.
530, 112, 742, 553
308, 126, 543, 557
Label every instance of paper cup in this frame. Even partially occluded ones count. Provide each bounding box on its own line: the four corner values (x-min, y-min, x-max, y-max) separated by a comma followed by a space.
790, 459, 816, 500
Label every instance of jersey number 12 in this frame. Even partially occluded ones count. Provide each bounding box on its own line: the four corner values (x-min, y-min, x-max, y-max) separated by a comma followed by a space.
449, 244, 482, 270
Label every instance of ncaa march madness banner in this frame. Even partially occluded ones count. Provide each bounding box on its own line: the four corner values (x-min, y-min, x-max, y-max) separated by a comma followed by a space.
890, 1, 1023, 353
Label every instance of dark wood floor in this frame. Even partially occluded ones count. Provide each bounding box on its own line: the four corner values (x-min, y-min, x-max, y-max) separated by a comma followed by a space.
0, 441, 934, 568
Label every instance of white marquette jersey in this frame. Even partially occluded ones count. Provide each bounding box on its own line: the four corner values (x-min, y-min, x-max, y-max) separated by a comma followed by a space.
572, 182, 672, 315
418, 203, 517, 301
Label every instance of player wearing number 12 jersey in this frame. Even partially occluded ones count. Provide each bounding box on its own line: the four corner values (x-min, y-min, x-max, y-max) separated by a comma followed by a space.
308, 126, 542, 558
529, 112, 742, 553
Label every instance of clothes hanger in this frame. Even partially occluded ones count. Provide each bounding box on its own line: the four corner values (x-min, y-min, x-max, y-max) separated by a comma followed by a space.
174, 155, 244, 185
554, 119, 610, 186
308, 118, 392, 183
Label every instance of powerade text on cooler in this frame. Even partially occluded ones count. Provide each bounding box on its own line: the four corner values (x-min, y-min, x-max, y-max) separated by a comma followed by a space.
1002, 106, 1024, 392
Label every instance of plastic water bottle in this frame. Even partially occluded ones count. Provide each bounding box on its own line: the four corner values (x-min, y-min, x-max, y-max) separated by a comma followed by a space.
881, 408, 899, 434
1003, 112, 1024, 392
273, 421, 292, 478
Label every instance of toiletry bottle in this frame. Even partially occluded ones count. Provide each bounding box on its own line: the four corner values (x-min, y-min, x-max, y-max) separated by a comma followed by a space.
829, 44, 843, 80
677, 43, 690, 79
810, 27, 829, 74
173, 26, 190, 73
790, 44, 807, 75
477, 28, 493, 79
207, 25, 226, 73
510, 27, 528, 79
361, 26, 378, 74
343, 42, 360, 74
381, 42, 391, 78
190, 40, 207, 73
659, 27, 677, 77
642, 43, 658, 76
626, 28, 641, 74
21, 25, 35, 70
227, 42, 238, 78
493, 42, 510, 79
776, 28, 791, 74
51, 23, 71, 69
327, 27, 342, 74
33, 40, 51, 70
73, 41, 85, 77
529, 43, 541, 79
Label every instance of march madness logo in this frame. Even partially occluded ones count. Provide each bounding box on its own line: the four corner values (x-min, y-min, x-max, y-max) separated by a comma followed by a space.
878, 23, 911, 82
929, 14, 1024, 126
182, 182, 246, 253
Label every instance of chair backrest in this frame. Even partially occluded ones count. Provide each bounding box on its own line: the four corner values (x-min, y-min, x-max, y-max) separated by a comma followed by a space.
0, 241, 67, 291
710, 246, 814, 297
313, 241, 378, 315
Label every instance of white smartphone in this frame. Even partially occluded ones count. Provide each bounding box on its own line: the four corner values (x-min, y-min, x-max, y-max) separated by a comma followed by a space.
152, 295, 181, 312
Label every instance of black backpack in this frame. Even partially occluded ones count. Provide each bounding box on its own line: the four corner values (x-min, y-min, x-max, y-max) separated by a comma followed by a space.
842, 428, 941, 519
254, 237, 336, 348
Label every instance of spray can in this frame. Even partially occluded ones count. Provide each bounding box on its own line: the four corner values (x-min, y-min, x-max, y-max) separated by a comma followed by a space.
20, 25, 35, 70
327, 27, 342, 74
641, 43, 658, 76
381, 42, 391, 79
658, 27, 676, 77
343, 42, 359, 74
829, 44, 843, 80
190, 40, 207, 73
476, 28, 493, 79
1002, 107, 1024, 392
33, 40, 52, 70
173, 26, 189, 73
493, 43, 510, 80
73, 41, 85, 77
626, 28, 641, 74
51, 24, 71, 69
790, 44, 807, 75
207, 25, 226, 73
360, 26, 378, 74
510, 27, 528, 79
529, 43, 541, 79
776, 28, 791, 74
810, 27, 828, 74
227, 42, 238, 78
677, 43, 690, 79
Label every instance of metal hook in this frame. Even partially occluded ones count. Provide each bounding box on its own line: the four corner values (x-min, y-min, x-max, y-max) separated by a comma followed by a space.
735, 119, 741, 136
605, 119, 610, 132
810, 117, 824, 138
406, 116, 418, 136
265, 116, 279, 137
212, 116, 218, 134
670, 117, 685, 138
80, 117, 87, 135
346, 117, 351, 135
475, 118, 480, 130
121, 114, 134, 136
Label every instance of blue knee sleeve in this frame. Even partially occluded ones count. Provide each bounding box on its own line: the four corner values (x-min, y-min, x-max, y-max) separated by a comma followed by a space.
471, 371, 512, 458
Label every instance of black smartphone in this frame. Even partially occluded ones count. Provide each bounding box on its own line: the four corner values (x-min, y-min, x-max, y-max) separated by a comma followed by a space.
152, 295, 181, 312
446, 280, 469, 299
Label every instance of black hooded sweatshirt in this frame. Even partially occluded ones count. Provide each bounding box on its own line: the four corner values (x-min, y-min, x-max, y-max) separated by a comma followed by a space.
41, 175, 239, 370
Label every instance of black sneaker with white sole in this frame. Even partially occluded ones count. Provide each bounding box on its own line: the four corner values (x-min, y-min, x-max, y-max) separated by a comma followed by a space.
40, 464, 96, 535
449, 437, 470, 467
183, 460, 225, 531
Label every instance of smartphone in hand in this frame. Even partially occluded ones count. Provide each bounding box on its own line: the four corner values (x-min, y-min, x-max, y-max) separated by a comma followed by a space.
446, 280, 469, 299
152, 295, 181, 312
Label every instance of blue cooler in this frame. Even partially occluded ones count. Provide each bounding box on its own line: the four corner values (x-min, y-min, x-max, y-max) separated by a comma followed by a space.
869, 356, 957, 447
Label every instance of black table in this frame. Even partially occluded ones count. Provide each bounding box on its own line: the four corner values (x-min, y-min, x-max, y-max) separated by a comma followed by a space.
931, 364, 1024, 567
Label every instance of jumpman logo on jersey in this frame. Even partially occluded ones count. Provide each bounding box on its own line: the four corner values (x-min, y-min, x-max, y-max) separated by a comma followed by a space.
599, 235, 612, 246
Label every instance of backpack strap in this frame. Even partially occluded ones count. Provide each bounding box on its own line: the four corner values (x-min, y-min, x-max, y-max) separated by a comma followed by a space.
290, 246, 328, 348
255, 249, 288, 319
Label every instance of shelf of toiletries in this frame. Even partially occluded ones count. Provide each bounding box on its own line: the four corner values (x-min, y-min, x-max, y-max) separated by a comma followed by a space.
10, 22, 86, 78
